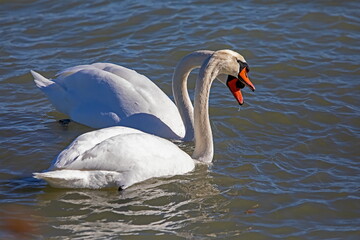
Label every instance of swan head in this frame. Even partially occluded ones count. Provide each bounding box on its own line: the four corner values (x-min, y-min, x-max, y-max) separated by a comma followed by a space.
212, 50, 255, 105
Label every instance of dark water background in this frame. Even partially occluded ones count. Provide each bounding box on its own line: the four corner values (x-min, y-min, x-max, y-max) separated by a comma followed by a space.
0, 0, 359, 239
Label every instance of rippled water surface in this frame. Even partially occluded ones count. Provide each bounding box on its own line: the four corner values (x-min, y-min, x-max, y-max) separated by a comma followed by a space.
1, 0, 359, 239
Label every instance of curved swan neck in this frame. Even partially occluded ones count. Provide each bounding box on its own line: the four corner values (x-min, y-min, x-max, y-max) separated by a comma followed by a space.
172, 50, 214, 141
192, 56, 221, 163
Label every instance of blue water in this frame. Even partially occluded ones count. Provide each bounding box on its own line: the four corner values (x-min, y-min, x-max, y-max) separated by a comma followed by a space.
0, 0, 359, 239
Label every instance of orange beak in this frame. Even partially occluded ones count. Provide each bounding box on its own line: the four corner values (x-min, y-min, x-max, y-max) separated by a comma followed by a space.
239, 67, 255, 92
226, 68, 255, 105
226, 76, 245, 105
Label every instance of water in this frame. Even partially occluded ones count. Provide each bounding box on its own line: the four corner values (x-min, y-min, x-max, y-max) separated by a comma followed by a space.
1, 0, 359, 239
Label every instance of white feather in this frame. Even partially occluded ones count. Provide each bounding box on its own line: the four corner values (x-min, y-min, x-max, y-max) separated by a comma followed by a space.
35, 127, 194, 189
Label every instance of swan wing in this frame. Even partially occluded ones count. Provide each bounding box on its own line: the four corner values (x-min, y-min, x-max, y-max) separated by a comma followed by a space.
36, 64, 185, 138
52, 126, 143, 168
50, 128, 194, 188
55, 63, 173, 112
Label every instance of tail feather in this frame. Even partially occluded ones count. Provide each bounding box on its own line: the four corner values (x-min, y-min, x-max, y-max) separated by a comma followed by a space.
31, 70, 54, 88
30, 70, 70, 114
34, 170, 124, 189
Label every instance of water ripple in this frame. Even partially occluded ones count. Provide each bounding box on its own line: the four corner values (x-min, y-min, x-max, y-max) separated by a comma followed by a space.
1, 0, 359, 239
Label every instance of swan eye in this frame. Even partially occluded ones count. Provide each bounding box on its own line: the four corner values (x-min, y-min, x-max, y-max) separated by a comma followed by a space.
237, 60, 250, 73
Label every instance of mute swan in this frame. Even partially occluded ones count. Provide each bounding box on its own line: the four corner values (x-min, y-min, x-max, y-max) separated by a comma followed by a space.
33, 49, 255, 190
31, 50, 237, 141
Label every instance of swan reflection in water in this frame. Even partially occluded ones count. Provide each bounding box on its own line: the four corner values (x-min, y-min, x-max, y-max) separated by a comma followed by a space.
35, 165, 231, 238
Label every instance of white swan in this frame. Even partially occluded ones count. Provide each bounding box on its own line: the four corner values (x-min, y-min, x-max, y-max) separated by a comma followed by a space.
31, 50, 235, 141
33, 50, 255, 190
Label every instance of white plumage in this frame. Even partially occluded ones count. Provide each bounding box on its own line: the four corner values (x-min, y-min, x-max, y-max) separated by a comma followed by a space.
34, 50, 255, 189
31, 51, 216, 140
34, 127, 194, 189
